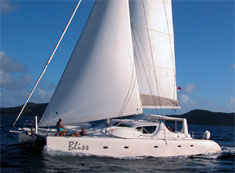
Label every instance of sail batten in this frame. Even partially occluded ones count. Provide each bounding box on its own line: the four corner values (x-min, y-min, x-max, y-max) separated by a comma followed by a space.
132, 26, 174, 36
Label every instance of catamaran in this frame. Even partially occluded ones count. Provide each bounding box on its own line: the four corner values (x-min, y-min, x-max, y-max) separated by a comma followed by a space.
10, 0, 221, 157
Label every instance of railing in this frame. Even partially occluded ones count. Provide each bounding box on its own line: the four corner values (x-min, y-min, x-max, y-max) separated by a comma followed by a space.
191, 132, 209, 139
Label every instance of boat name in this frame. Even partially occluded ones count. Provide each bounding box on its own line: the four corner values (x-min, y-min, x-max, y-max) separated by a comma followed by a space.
68, 141, 89, 151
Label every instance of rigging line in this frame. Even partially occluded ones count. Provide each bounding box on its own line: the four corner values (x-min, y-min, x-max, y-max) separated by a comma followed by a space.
120, 74, 138, 117
137, 64, 175, 71
121, 54, 141, 116
132, 27, 158, 115
141, 0, 163, 115
132, 26, 174, 37
163, 0, 178, 103
12, 0, 82, 128
132, 29, 151, 72
134, 45, 143, 91
118, 63, 135, 116
132, 27, 159, 115
118, 56, 137, 116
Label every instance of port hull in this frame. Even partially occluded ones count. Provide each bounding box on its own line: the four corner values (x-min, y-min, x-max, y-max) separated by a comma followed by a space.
46, 136, 221, 157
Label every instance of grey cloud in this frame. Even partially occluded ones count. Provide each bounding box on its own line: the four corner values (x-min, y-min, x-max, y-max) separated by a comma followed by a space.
0, 51, 32, 90
0, 51, 27, 73
0, 1, 17, 14
0, 51, 33, 106
0, 51, 56, 106
229, 64, 235, 69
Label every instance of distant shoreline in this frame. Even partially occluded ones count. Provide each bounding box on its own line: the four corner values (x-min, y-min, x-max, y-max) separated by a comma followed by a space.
1, 102, 234, 126
0, 102, 48, 117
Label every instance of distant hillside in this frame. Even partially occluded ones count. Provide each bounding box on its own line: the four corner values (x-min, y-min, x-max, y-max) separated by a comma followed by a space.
0, 102, 48, 116
1, 103, 234, 126
171, 109, 235, 127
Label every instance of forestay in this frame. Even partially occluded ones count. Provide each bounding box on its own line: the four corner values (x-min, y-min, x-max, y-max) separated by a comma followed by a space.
130, 0, 179, 109
39, 0, 142, 127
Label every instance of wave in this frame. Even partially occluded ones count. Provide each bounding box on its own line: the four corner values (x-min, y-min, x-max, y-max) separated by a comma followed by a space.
43, 146, 147, 160
217, 146, 235, 160
188, 146, 235, 160
43, 145, 235, 160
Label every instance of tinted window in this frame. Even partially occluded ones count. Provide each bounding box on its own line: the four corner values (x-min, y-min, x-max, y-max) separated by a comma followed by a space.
136, 126, 157, 134
112, 122, 119, 126
117, 123, 131, 127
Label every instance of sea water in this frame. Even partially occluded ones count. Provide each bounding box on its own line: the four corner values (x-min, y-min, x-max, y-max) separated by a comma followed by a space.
1, 114, 234, 172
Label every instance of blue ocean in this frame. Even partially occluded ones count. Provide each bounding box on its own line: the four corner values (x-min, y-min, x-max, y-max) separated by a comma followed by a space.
1, 114, 234, 172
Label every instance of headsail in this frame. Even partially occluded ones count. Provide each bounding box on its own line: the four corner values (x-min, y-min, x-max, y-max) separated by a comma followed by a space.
39, 0, 142, 126
130, 0, 179, 109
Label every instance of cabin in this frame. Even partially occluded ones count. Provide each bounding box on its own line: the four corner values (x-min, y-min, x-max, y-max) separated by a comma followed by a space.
105, 115, 192, 140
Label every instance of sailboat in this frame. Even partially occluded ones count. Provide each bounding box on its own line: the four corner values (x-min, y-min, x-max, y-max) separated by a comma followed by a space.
10, 0, 221, 157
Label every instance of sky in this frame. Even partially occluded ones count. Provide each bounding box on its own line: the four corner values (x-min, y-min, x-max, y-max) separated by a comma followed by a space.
0, 0, 234, 114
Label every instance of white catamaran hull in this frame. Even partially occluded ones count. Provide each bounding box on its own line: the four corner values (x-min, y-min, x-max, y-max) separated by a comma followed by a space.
46, 136, 221, 158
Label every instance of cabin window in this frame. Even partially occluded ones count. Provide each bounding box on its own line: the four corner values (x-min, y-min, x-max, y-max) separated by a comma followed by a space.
165, 120, 183, 133
136, 126, 157, 134
117, 123, 131, 127
103, 146, 108, 149
112, 122, 119, 126
112, 122, 131, 127
154, 146, 158, 148
124, 146, 129, 149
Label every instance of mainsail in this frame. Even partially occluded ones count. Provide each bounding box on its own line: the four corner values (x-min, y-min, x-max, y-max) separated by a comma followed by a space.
39, 0, 142, 126
130, 0, 179, 109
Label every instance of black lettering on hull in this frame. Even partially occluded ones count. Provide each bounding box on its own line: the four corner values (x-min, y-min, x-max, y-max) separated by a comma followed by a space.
68, 141, 89, 151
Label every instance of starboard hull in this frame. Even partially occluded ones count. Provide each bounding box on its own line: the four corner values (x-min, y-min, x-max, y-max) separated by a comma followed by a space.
46, 136, 221, 158
10, 130, 46, 145
18, 132, 36, 143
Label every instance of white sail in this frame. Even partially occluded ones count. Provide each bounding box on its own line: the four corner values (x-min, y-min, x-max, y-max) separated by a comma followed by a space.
39, 0, 142, 127
130, 0, 179, 109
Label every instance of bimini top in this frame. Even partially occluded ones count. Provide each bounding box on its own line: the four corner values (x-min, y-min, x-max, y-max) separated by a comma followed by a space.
110, 119, 158, 128
145, 115, 185, 121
